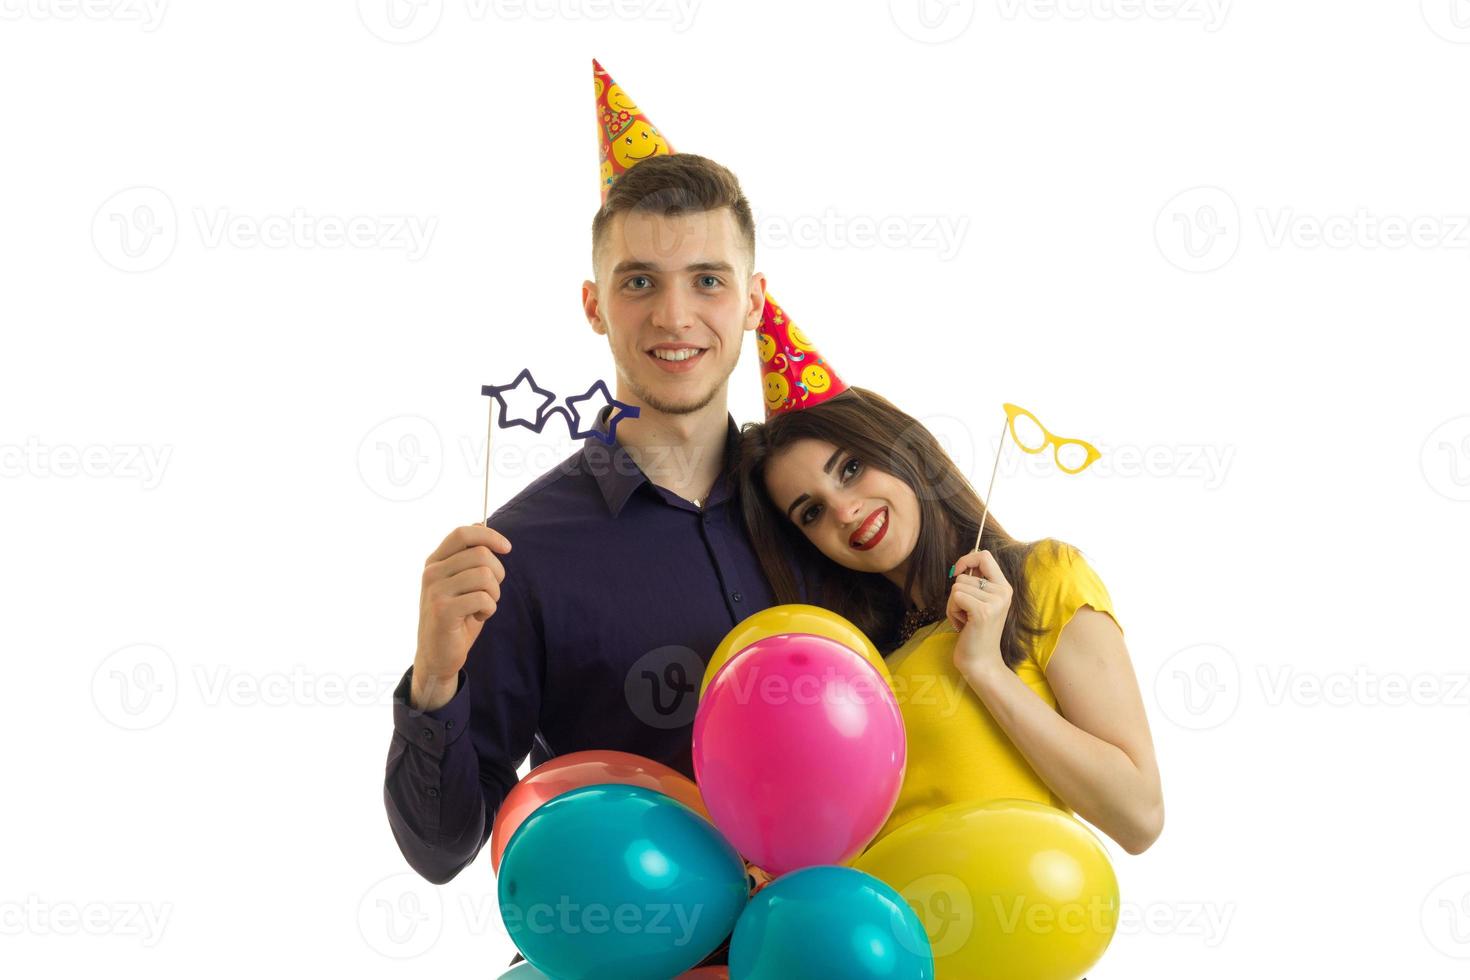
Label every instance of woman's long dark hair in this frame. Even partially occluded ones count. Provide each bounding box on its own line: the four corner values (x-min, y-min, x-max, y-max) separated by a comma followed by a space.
737, 387, 1050, 669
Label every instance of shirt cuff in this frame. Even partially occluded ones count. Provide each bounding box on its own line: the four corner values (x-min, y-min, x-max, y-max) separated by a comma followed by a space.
392, 665, 470, 761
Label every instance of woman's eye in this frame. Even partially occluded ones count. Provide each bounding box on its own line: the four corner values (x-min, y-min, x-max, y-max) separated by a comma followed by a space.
800, 503, 823, 526
842, 457, 862, 480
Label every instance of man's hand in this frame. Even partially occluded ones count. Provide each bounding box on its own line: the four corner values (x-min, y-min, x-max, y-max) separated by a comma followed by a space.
411, 524, 513, 711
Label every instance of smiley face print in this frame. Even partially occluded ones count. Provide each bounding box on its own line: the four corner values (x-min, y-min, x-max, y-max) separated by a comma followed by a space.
801, 363, 832, 394
611, 119, 670, 169
757, 332, 777, 364
763, 372, 790, 412
787, 326, 816, 353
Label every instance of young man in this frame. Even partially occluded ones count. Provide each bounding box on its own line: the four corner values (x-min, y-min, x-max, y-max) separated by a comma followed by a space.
383, 155, 813, 966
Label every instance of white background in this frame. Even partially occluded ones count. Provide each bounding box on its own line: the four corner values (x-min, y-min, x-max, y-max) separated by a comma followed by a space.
3, 0, 1469, 975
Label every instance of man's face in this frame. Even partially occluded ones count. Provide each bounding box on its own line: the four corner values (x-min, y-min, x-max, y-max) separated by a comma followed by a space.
586, 208, 763, 416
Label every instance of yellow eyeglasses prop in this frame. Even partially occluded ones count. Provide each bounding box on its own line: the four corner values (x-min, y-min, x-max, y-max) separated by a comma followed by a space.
1002, 403, 1101, 475
970, 403, 1103, 554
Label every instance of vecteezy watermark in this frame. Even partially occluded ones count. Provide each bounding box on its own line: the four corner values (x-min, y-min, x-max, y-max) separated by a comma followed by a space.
889, 0, 977, 43
92, 187, 436, 272
756, 209, 971, 262
1257, 209, 1470, 251
0, 895, 173, 946
1153, 643, 1241, 731
1421, 416, 1470, 502
357, 0, 699, 43
624, 646, 703, 730
995, 0, 1230, 31
192, 665, 403, 708
1157, 186, 1470, 272
1257, 665, 1470, 709
92, 644, 404, 730
1421, 0, 1470, 43
359, 415, 443, 503
994, 437, 1235, 489
0, 0, 168, 30
0, 437, 173, 489
1155, 645, 1470, 730
1155, 187, 1241, 274
92, 186, 177, 273
358, 872, 444, 959
1423, 873, 1470, 959
92, 643, 179, 731
501, 897, 707, 947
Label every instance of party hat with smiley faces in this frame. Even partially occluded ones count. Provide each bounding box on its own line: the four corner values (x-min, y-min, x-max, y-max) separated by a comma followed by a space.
592, 59, 849, 419
594, 59, 674, 200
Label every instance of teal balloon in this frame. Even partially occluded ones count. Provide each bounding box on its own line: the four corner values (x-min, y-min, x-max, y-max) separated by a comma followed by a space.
498, 783, 748, 979
494, 965, 548, 979
730, 866, 934, 979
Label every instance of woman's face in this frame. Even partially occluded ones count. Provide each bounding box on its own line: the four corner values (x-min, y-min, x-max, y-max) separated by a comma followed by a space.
763, 438, 922, 581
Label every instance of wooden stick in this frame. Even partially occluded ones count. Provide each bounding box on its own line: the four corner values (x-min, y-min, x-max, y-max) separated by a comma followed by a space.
973, 412, 1009, 553
482, 396, 494, 526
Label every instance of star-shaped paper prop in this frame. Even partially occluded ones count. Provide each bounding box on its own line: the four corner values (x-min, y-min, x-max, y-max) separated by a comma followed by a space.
481, 369, 555, 432
479, 369, 639, 446
566, 379, 640, 443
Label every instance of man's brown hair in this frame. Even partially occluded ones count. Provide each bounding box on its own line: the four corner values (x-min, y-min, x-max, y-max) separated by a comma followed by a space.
591, 154, 756, 273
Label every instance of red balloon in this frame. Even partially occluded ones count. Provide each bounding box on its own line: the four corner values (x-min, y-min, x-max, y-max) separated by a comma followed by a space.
489, 750, 710, 873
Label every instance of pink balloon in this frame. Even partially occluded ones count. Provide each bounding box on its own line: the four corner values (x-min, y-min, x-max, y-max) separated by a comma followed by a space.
692, 633, 905, 876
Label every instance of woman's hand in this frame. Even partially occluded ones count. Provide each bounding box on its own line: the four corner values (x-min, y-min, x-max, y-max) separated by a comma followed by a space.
947, 549, 1013, 681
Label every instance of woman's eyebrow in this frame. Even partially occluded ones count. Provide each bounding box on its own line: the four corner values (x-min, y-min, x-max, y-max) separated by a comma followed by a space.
784, 450, 845, 519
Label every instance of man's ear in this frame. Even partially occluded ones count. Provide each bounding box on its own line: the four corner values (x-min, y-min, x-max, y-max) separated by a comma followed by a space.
582, 279, 608, 336
744, 271, 768, 331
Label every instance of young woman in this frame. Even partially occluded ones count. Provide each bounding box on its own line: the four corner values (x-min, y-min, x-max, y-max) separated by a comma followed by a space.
736, 386, 1164, 855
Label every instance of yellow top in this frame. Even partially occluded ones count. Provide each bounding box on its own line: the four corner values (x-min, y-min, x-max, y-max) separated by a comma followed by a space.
873, 542, 1121, 843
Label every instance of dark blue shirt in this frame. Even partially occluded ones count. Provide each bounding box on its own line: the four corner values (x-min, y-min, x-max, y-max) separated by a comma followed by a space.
384, 411, 808, 885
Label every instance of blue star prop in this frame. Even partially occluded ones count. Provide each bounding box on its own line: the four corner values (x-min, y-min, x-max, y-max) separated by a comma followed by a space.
481, 368, 555, 432
480, 369, 638, 446
565, 379, 640, 444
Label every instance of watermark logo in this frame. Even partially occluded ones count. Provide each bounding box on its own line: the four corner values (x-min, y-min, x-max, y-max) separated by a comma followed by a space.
897, 873, 975, 957
357, 0, 444, 42
890, 0, 977, 42
358, 872, 444, 958
1421, 416, 1470, 502
1153, 643, 1240, 730
1155, 186, 1240, 273
1422, 0, 1470, 43
359, 415, 443, 503
1423, 873, 1470, 959
0, 895, 173, 946
91, 643, 178, 731
0, 0, 168, 29
92, 186, 177, 273
0, 438, 172, 488
625, 645, 703, 730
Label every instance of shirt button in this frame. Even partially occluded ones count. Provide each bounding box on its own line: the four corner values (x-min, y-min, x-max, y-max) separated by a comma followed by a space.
427, 787, 439, 798
445, 719, 454, 730
731, 592, 743, 603
421, 728, 434, 741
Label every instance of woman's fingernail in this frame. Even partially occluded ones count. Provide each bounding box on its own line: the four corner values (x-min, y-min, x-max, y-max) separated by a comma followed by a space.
947, 565, 955, 578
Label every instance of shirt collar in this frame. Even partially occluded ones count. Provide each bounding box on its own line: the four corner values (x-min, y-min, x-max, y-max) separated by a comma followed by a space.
580, 405, 741, 518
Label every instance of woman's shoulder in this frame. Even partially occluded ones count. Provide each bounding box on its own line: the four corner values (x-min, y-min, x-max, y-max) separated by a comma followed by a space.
1021, 539, 1116, 631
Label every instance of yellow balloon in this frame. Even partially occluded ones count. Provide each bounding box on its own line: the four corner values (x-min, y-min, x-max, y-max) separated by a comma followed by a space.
699, 604, 893, 699
853, 799, 1118, 980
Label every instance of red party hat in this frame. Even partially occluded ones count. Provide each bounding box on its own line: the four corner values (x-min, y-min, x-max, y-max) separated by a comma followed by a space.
591, 61, 847, 420
594, 59, 673, 201
755, 293, 849, 419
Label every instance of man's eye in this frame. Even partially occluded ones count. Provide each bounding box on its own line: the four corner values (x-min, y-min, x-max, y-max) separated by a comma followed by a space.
625, 275, 652, 289
800, 503, 823, 526
697, 275, 721, 288
843, 457, 863, 480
